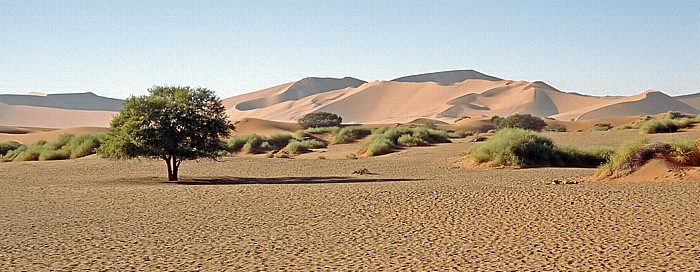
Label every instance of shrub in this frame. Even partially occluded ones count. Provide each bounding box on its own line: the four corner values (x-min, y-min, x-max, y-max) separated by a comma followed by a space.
227, 134, 264, 152
299, 139, 327, 149
672, 118, 694, 129
397, 134, 428, 146
496, 114, 547, 131
665, 111, 684, 120
598, 138, 652, 174
469, 128, 612, 167
0, 141, 22, 156
424, 122, 438, 129
332, 126, 372, 144
550, 124, 567, 132
68, 134, 101, 159
447, 129, 474, 138
39, 149, 71, 161
639, 119, 679, 134
589, 123, 613, 132
357, 134, 395, 157
227, 133, 295, 153
614, 125, 633, 130
317, 155, 326, 160
265, 133, 294, 150
667, 139, 700, 166
346, 153, 358, 160
285, 141, 309, 154
297, 112, 342, 128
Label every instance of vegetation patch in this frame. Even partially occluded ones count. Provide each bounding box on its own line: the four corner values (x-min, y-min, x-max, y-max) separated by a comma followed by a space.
1, 134, 102, 163
468, 128, 613, 168
596, 138, 700, 178
493, 114, 547, 131
227, 133, 299, 154
589, 123, 613, 132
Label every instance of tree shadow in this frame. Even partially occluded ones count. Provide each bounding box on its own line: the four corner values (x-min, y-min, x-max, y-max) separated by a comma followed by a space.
171, 176, 422, 185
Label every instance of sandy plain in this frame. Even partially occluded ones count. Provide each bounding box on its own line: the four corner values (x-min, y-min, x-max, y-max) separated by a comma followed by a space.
1, 131, 700, 270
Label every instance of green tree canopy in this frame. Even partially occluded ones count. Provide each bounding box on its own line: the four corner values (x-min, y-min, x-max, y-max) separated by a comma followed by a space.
495, 114, 547, 131
98, 86, 233, 181
297, 112, 343, 128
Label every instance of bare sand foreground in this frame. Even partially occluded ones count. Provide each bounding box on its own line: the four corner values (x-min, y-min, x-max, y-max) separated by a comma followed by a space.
1, 134, 700, 270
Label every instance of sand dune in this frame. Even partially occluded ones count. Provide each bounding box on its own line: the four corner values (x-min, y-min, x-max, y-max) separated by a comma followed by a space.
391, 69, 502, 84
0, 102, 117, 129
0, 92, 123, 111
232, 118, 301, 136
226, 70, 700, 124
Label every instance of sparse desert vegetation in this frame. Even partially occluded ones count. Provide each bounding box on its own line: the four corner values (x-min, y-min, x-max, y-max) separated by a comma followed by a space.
468, 128, 613, 168
0, 134, 101, 162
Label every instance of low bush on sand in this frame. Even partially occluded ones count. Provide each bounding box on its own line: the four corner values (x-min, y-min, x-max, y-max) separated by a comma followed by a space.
549, 124, 567, 132
357, 134, 395, 157
638, 119, 679, 134
1, 134, 102, 162
332, 126, 373, 144
447, 129, 474, 138
614, 125, 633, 130
596, 138, 700, 178
0, 141, 22, 156
284, 141, 309, 154
227, 133, 295, 153
589, 123, 613, 132
468, 128, 613, 167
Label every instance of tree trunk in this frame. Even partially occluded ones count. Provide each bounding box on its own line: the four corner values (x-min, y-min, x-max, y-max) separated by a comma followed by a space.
165, 157, 177, 181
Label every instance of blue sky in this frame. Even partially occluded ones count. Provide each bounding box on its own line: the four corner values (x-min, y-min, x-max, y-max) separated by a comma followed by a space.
1, 1, 698, 99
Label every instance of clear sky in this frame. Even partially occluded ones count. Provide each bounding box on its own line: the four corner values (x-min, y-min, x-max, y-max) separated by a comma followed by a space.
1, 1, 698, 99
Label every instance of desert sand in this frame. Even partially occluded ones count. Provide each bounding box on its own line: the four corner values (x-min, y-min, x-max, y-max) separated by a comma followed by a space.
1, 130, 700, 270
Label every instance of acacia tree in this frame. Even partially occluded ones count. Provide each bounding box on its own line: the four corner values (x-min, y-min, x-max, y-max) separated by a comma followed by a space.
98, 86, 233, 181
297, 112, 342, 128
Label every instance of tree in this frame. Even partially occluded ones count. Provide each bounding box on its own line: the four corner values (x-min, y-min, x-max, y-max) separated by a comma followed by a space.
496, 114, 547, 131
297, 112, 342, 128
98, 86, 233, 181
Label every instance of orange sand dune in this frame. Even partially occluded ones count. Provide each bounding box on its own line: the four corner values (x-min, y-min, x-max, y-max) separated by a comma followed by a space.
225, 70, 700, 124
232, 118, 302, 136
0, 102, 117, 128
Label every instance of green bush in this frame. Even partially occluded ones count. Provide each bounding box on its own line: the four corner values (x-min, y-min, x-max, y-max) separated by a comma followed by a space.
639, 119, 679, 134
589, 123, 613, 132
397, 134, 428, 146
285, 141, 309, 154
614, 125, 633, 130
297, 112, 342, 128
0, 141, 22, 156
447, 129, 474, 138
332, 126, 372, 144
1, 134, 101, 162
550, 124, 567, 132
299, 139, 327, 149
265, 133, 294, 150
227, 133, 295, 153
667, 139, 700, 166
598, 138, 651, 174
358, 134, 395, 157
469, 128, 612, 167
496, 114, 547, 131
68, 134, 101, 159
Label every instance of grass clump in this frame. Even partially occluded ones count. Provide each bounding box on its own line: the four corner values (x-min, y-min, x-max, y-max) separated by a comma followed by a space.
332, 126, 372, 144
595, 138, 700, 178
0, 141, 22, 156
549, 124, 567, 132
227, 133, 295, 153
638, 119, 679, 134
614, 125, 633, 130
468, 128, 612, 168
357, 134, 395, 157
589, 123, 613, 132
1, 134, 102, 163
447, 129, 474, 138
284, 141, 309, 154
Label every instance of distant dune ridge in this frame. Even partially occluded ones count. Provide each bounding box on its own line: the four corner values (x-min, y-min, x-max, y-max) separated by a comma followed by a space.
2, 70, 700, 129
225, 70, 700, 124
